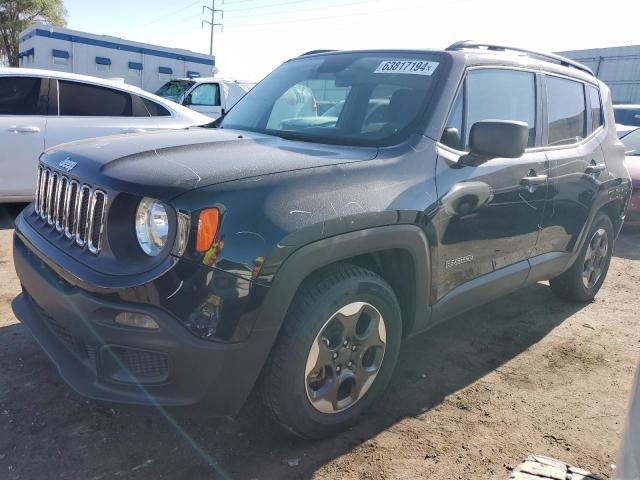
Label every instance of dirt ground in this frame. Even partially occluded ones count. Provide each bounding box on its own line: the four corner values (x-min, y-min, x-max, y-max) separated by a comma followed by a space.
0, 203, 638, 480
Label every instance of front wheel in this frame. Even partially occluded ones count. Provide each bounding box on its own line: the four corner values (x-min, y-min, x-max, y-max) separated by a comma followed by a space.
550, 213, 614, 302
259, 263, 402, 439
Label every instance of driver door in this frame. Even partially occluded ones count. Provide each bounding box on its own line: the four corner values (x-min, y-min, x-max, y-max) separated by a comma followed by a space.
433, 68, 549, 306
185, 83, 222, 119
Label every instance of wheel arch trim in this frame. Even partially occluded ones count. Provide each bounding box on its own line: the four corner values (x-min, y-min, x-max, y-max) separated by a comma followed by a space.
256, 225, 432, 338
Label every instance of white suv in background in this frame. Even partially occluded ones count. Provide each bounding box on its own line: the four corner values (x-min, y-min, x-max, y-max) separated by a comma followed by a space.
156, 77, 255, 119
0, 68, 211, 203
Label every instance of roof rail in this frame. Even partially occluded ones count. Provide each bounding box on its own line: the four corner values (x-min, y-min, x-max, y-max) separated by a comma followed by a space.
446, 40, 595, 77
300, 49, 338, 56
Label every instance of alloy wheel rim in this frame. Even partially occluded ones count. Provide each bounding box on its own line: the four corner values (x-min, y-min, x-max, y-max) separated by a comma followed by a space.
304, 302, 387, 414
582, 228, 608, 289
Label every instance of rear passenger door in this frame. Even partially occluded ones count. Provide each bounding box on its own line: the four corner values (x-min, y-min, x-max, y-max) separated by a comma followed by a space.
535, 76, 606, 256
44, 80, 160, 149
0, 76, 48, 199
434, 68, 549, 302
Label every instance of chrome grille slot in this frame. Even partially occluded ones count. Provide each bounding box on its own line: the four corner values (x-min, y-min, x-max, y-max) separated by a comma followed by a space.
75, 185, 91, 247
40, 169, 50, 220
47, 172, 58, 225
33, 164, 108, 255
64, 180, 79, 239
34, 167, 43, 215
55, 176, 67, 232
88, 191, 106, 254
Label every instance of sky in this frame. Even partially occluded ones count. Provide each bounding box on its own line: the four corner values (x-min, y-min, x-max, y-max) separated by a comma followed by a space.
62, 0, 638, 81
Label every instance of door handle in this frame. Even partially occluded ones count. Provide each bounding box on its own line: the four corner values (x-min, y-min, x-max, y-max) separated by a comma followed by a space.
8, 126, 40, 134
520, 174, 548, 187
120, 128, 147, 134
585, 163, 606, 174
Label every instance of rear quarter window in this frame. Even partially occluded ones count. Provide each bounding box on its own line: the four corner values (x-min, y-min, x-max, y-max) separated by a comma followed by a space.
142, 98, 171, 117
587, 85, 603, 133
131, 95, 172, 117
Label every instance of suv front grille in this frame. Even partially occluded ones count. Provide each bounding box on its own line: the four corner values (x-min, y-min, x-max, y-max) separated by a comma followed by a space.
34, 165, 107, 254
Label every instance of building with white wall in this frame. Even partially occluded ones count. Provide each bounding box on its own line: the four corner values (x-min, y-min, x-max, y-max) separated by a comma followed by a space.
17, 24, 215, 93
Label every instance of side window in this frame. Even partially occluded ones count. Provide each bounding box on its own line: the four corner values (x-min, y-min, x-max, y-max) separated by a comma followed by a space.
587, 85, 603, 133
189, 83, 220, 107
0, 77, 44, 115
59, 80, 132, 117
441, 89, 463, 149
130, 95, 171, 118
142, 98, 171, 117
466, 69, 536, 148
546, 76, 586, 146
131, 95, 151, 117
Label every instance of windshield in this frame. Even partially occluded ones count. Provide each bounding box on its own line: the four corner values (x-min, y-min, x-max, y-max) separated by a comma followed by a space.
614, 107, 640, 127
155, 80, 195, 100
621, 128, 640, 155
220, 52, 443, 146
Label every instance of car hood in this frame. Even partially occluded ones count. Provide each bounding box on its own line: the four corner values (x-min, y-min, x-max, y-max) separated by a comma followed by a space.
41, 128, 378, 201
160, 95, 181, 102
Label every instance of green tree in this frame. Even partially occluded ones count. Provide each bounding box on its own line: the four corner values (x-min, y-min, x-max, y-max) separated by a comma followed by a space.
0, 0, 66, 67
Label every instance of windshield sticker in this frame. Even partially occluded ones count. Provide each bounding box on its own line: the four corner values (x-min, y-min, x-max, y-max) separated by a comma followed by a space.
374, 60, 439, 76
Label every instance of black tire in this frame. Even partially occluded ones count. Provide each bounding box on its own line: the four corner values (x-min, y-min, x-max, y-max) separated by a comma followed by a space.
259, 263, 402, 439
549, 213, 614, 302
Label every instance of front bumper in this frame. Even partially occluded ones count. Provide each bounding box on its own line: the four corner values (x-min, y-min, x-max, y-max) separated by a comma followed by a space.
12, 220, 277, 414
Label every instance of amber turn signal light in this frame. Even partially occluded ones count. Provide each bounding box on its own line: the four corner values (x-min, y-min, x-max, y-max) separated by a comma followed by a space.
196, 208, 219, 252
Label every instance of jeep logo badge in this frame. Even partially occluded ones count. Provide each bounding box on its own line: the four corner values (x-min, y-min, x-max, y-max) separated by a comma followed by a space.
59, 157, 77, 172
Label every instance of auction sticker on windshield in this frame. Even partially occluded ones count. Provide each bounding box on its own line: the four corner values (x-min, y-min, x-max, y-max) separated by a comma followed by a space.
374, 60, 439, 75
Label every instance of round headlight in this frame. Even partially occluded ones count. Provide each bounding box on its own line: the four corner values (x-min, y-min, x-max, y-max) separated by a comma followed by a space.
135, 197, 169, 256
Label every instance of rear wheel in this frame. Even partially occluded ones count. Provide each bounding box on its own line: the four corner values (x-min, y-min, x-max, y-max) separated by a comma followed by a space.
550, 213, 614, 302
259, 263, 402, 439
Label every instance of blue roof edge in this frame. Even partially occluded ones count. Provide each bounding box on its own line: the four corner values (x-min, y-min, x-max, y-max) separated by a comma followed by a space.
20, 28, 214, 66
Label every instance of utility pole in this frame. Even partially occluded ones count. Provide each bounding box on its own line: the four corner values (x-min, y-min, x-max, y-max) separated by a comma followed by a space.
202, 0, 224, 56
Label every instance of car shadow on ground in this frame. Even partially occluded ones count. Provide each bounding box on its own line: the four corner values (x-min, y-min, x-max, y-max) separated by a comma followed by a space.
0, 279, 590, 480
0, 204, 28, 230
614, 229, 640, 260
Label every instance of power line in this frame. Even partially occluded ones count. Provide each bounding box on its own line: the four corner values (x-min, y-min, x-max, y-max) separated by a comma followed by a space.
224, 0, 311, 13
142, 0, 203, 27
222, 0, 267, 5
223, 0, 464, 30
225, 0, 378, 19
171, 11, 204, 27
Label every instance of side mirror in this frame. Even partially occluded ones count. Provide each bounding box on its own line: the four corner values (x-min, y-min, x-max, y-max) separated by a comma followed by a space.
183, 94, 192, 106
469, 120, 528, 159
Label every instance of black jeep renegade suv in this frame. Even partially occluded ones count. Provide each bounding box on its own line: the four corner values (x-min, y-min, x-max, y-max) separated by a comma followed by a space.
12, 42, 631, 438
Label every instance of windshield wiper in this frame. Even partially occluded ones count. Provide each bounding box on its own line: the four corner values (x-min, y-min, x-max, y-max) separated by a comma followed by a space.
269, 132, 317, 143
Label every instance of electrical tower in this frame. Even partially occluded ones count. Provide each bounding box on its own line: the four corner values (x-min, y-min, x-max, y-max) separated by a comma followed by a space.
202, 0, 224, 56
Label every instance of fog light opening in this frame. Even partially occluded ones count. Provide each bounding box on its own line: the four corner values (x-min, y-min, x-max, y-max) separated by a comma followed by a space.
114, 312, 159, 330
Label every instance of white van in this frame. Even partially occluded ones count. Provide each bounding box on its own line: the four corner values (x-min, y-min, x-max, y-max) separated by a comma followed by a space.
156, 78, 255, 119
